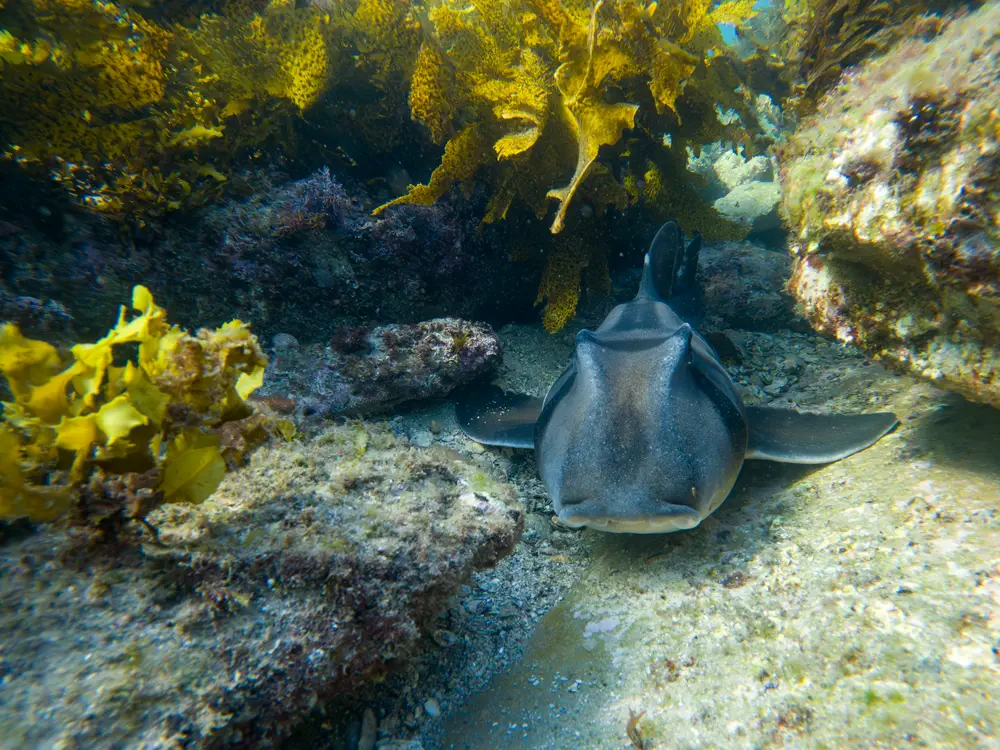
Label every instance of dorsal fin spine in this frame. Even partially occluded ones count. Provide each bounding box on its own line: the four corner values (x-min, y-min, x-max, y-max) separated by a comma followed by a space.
636, 252, 658, 300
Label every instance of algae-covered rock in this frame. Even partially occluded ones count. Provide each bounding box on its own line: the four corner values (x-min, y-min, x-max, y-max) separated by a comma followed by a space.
0, 423, 522, 747
779, 1, 1000, 407
261, 318, 501, 419
713, 180, 781, 232
0, 170, 533, 345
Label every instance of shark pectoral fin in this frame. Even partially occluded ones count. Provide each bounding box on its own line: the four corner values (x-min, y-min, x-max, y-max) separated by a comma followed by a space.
454, 384, 542, 449
745, 406, 899, 464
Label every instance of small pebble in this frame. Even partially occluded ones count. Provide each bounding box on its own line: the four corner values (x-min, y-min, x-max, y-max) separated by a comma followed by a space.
462, 598, 486, 615
763, 376, 787, 395
423, 698, 441, 718
524, 514, 553, 542
431, 629, 458, 648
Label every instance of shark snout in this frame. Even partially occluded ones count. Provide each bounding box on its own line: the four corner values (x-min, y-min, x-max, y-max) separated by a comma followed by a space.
555, 495, 704, 534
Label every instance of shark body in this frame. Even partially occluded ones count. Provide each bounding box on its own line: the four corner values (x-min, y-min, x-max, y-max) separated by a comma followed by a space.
456, 221, 898, 533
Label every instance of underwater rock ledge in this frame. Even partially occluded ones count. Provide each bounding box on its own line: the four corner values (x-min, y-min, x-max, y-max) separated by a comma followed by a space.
0, 423, 523, 748
0, 169, 532, 346
779, 1, 1000, 409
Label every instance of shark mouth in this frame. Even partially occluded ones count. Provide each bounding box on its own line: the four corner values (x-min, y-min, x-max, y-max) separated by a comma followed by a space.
557, 506, 703, 534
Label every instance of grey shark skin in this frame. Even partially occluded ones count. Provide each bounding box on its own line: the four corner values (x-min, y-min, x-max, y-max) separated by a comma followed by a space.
455, 221, 899, 534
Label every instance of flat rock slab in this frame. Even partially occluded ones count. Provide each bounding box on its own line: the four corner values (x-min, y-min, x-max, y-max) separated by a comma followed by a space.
0, 423, 522, 748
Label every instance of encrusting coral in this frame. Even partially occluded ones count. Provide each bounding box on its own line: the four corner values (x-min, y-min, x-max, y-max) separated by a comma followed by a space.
0, 285, 269, 530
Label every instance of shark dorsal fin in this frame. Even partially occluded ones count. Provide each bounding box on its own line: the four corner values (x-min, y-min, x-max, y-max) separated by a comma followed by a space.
637, 220, 702, 302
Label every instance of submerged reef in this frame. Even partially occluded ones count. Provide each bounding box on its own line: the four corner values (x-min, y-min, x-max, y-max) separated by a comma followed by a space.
0, 422, 523, 746
779, 0, 1000, 407
0, 286, 269, 533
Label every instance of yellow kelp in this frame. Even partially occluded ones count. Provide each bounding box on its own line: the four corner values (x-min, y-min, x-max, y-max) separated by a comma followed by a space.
0, 0, 340, 222
0, 286, 267, 523
378, 0, 757, 233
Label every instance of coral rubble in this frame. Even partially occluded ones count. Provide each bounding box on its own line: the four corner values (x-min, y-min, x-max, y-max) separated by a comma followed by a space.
0, 422, 523, 746
779, 0, 1000, 407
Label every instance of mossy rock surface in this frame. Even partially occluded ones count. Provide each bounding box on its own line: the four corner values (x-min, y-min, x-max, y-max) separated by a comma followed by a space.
779, 1, 1000, 408
0, 423, 522, 747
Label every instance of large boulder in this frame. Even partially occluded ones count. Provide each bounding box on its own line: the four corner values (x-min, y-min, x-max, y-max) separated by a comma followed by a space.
0, 423, 522, 747
779, 2, 1000, 407
697, 240, 799, 332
